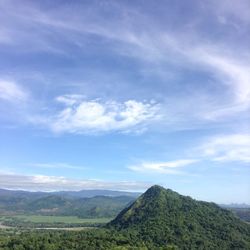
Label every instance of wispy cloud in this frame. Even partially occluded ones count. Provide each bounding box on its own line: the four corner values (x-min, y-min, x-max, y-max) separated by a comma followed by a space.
33, 95, 161, 134
0, 0, 249, 132
129, 159, 198, 174
130, 133, 250, 175
28, 162, 87, 170
199, 134, 250, 163
188, 48, 250, 120
0, 80, 28, 102
0, 173, 151, 191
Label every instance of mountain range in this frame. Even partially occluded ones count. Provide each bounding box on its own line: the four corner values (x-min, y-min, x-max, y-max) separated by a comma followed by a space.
0, 188, 249, 223
0, 188, 138, 218
0, 185, 250, 249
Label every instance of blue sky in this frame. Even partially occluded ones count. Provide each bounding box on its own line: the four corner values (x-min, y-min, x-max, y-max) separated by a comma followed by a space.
0, 0, 249, 203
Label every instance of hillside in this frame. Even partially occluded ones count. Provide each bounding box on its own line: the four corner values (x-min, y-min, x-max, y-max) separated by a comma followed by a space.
109, 185, 250, 249
0, 191, 135, 218
1, 185, 250, 249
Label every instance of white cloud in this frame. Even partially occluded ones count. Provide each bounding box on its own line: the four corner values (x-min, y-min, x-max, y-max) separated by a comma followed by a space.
0, 173, 150, 191
42, 96, 161, 134
0, 80, 28, 102
199, 134, 250, 163
129, 159, 198, 174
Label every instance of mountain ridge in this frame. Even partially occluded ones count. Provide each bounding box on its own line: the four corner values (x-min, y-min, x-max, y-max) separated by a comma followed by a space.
0, 188, 141, 198
0, 191, 135, 218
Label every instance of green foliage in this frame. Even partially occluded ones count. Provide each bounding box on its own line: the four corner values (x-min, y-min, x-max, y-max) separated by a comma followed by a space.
1, 185, 250, 249
0, 229, 151, 250
108, 185, 250, 249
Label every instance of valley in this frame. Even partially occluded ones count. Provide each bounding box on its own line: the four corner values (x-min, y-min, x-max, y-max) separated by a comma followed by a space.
0, 186, 249, 249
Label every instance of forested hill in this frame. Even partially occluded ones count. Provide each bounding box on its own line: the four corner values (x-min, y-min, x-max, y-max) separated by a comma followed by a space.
0, 190, 135, 218
1, 185, 250, 249
108, 185, 250, 249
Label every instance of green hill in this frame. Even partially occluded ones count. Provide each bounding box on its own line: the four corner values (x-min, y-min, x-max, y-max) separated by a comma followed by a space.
108, 185, 250, 249
1, 185, 250, 249
0, 192, 135, 219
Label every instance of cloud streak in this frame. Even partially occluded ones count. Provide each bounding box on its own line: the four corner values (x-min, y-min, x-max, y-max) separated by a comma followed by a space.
129, 133, 250, 176
199, 134, 250, 163
129, 159, 198, 174
0, 80, 28, 102
28, 162, 87, 170
0, 173, 151, 192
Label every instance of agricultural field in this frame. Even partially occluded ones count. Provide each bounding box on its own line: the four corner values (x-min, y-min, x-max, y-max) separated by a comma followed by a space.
0, 215, 112, 229
10, 215, 112, 223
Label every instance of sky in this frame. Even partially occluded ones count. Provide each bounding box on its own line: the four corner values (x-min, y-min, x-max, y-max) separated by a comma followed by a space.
0, 0, 249, 203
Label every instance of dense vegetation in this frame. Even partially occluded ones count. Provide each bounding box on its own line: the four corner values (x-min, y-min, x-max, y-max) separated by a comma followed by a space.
0, 228, 177, 250
109, 185, 250, 249
0, 186, 249, 249
1, 224, 249, 250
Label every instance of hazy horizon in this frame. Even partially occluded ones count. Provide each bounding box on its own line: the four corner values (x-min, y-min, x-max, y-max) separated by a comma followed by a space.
0, 0, 249, 204
1, 186, 250, 206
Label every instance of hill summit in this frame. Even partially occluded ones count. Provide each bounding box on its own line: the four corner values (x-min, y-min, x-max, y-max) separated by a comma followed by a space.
108, 185, 250, 249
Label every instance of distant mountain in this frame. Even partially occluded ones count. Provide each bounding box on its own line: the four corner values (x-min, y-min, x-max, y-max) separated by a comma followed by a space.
0, 189, 136, 218
0, 189, 48, 200
55, 189, 141, 198
0, 188, 140, 199
17, 195, 134, 218
220, 203, 250, 209
108, 185, 250, 249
